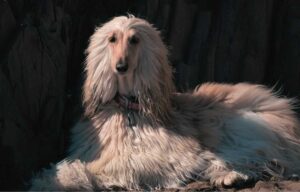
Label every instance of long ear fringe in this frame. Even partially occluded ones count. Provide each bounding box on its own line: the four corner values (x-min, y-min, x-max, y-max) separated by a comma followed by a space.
131, 22, 175, 124
83, 25, 118, 117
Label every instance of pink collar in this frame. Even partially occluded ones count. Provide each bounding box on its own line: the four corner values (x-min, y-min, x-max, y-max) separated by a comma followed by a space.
115, 94, 140, 111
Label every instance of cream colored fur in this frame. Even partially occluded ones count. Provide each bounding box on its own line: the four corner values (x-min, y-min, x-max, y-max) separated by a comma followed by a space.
30, 15, 300, 191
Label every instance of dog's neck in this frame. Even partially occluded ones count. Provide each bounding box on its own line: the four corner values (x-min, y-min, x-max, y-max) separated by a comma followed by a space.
116, 73, 140, 110
115, 72, 172, 125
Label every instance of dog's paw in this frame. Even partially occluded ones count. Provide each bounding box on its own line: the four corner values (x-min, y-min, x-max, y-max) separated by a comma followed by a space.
210, 171, 251, 188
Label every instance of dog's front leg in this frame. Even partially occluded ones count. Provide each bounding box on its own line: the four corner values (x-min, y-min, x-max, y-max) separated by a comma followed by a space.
30, 160, 103, 191
203, 160, 257, 188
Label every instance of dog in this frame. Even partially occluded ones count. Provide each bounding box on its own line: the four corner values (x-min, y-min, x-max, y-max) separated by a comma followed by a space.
30, 15, 300, 191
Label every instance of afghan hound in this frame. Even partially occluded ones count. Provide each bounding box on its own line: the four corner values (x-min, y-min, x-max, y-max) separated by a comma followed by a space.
30, 15, 300, 191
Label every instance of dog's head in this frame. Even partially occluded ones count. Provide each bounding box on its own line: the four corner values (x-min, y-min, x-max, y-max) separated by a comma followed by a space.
106, 20, 140, 75
84, 15, 174, 120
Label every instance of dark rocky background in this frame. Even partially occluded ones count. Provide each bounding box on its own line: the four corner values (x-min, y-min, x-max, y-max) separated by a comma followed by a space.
0, 0, 300, 190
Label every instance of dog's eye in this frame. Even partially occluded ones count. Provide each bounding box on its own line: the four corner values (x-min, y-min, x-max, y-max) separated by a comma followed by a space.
109, 36, 117, 43
129, 36, 139, 45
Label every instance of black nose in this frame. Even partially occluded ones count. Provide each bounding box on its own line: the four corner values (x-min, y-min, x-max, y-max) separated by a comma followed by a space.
116, 62, 128, 73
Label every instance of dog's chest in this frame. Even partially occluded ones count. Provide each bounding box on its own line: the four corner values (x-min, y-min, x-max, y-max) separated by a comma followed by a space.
86, 121, 206, 187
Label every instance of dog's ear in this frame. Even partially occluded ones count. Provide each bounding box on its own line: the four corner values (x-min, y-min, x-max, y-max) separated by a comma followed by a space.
132, 24, 175, 122
83, 27, 118, 117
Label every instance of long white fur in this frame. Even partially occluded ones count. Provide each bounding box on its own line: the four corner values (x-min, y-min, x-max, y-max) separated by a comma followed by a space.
30, 15, 300, 191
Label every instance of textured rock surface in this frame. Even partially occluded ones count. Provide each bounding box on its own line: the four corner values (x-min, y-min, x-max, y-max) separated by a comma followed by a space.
0, 0, 299, 190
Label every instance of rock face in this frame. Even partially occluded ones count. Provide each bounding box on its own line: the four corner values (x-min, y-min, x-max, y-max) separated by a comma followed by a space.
0, 0, 299, 190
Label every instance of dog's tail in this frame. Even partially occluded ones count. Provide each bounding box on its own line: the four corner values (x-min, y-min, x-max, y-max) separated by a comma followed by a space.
194, 83, 300, 139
